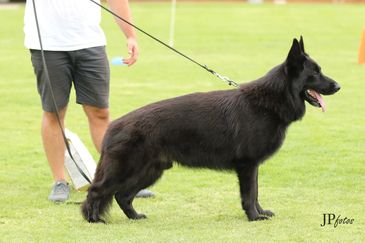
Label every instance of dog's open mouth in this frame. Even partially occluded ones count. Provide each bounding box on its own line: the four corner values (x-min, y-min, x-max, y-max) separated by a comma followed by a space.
304, 89, 326, 112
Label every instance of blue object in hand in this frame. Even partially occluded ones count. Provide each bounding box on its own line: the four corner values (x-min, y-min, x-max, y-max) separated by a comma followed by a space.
111, 56, 127, 66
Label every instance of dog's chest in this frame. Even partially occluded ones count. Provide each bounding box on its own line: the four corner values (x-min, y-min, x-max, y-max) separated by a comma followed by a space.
235, 122, 287, 162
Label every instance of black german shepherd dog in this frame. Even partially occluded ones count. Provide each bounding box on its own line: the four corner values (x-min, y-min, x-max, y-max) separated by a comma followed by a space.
82, 37, 340, 223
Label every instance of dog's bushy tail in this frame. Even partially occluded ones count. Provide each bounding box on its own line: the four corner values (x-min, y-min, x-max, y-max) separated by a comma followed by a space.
81, 187, 113, 223
81, 152, 113, 223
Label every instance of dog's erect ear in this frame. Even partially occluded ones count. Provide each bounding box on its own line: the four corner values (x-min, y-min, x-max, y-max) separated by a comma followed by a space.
285, 38, 305, 77
286, 38, 302, 63
299, 36, 305, 53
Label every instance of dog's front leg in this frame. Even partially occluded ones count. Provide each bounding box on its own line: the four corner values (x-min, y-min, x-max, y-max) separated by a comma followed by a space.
254, 167, 275, 218
236, 164, 269, 221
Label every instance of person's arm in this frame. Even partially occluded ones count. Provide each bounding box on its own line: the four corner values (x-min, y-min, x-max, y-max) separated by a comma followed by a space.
106, 0, 138, 66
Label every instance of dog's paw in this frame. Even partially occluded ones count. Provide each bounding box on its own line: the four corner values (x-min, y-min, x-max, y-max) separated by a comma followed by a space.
248, 215, 269, 221
130, 213, 147, 220
87, 217, 106, 224
258, 209, 275, 217
246, 210, 270, 221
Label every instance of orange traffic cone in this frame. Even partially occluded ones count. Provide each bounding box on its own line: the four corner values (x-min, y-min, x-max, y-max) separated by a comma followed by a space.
359, 28, 365, 64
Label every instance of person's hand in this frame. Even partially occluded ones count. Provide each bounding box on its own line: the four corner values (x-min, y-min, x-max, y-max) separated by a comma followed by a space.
123, 37, 139, 66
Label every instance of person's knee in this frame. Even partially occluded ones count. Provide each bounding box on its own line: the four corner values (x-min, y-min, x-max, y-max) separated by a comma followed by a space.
93, 108, 109, 121
85, 106, 110, 123
42, 109, 66, 125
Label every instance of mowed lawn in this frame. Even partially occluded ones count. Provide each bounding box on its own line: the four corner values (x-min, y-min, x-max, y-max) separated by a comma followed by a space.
0, 2, 364, 242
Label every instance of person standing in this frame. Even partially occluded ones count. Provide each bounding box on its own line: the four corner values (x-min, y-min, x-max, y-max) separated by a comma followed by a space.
24, 0, 154, 202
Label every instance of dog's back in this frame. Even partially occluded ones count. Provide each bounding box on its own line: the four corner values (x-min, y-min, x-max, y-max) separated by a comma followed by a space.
104, 86, 286, 171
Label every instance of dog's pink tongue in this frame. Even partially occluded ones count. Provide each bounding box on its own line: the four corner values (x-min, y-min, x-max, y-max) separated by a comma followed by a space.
312, 90, 326, 112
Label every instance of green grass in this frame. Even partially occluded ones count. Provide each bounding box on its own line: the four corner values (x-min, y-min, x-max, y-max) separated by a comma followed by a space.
1, 2, 365, 242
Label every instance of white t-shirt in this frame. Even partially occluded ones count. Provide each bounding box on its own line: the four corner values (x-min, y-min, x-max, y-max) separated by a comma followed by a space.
24, 0, 106, 51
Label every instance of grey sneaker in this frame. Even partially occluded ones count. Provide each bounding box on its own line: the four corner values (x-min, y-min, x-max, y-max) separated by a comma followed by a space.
48, 180, 70, 202
135, 189, 155, 198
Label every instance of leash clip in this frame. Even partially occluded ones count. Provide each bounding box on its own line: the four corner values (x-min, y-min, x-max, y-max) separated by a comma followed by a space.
204, 65, 239, 88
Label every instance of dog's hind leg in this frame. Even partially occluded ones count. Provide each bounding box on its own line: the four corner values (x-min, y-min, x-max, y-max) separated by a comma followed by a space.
114, 162, 165, 220
254, 167, 275, 217
115, 191, 146, 220
114, 176, 148, 220
236, 164, 269, 221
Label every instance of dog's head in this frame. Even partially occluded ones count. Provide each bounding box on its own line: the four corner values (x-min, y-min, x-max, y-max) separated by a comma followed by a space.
285, 36, 340, 112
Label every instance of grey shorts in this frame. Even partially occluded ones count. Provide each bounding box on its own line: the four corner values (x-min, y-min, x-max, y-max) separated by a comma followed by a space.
30, 46, 110, 112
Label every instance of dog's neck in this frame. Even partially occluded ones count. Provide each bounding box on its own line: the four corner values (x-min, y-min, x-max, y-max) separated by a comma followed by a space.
239, 64, 306, 124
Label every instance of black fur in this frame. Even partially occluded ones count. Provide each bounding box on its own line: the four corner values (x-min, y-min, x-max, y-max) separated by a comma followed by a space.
81, 37, 340, 223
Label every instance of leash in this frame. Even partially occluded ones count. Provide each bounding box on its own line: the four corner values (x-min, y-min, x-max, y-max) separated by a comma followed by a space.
88, 0, 239, 88
31, 0, 92, 184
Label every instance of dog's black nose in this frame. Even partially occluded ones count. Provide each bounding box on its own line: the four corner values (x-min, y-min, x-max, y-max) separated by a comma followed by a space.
332, 82, 341, 92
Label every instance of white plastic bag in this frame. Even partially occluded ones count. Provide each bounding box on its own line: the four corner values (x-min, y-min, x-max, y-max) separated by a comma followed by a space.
64, 129, 96, 191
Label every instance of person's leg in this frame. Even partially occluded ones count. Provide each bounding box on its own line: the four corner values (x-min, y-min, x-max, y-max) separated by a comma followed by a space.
42, 108, 71, 202
82, 105, 110, 153
30, 49, 73, 202
41, 108, 67, 181
73, 47, 110, 153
